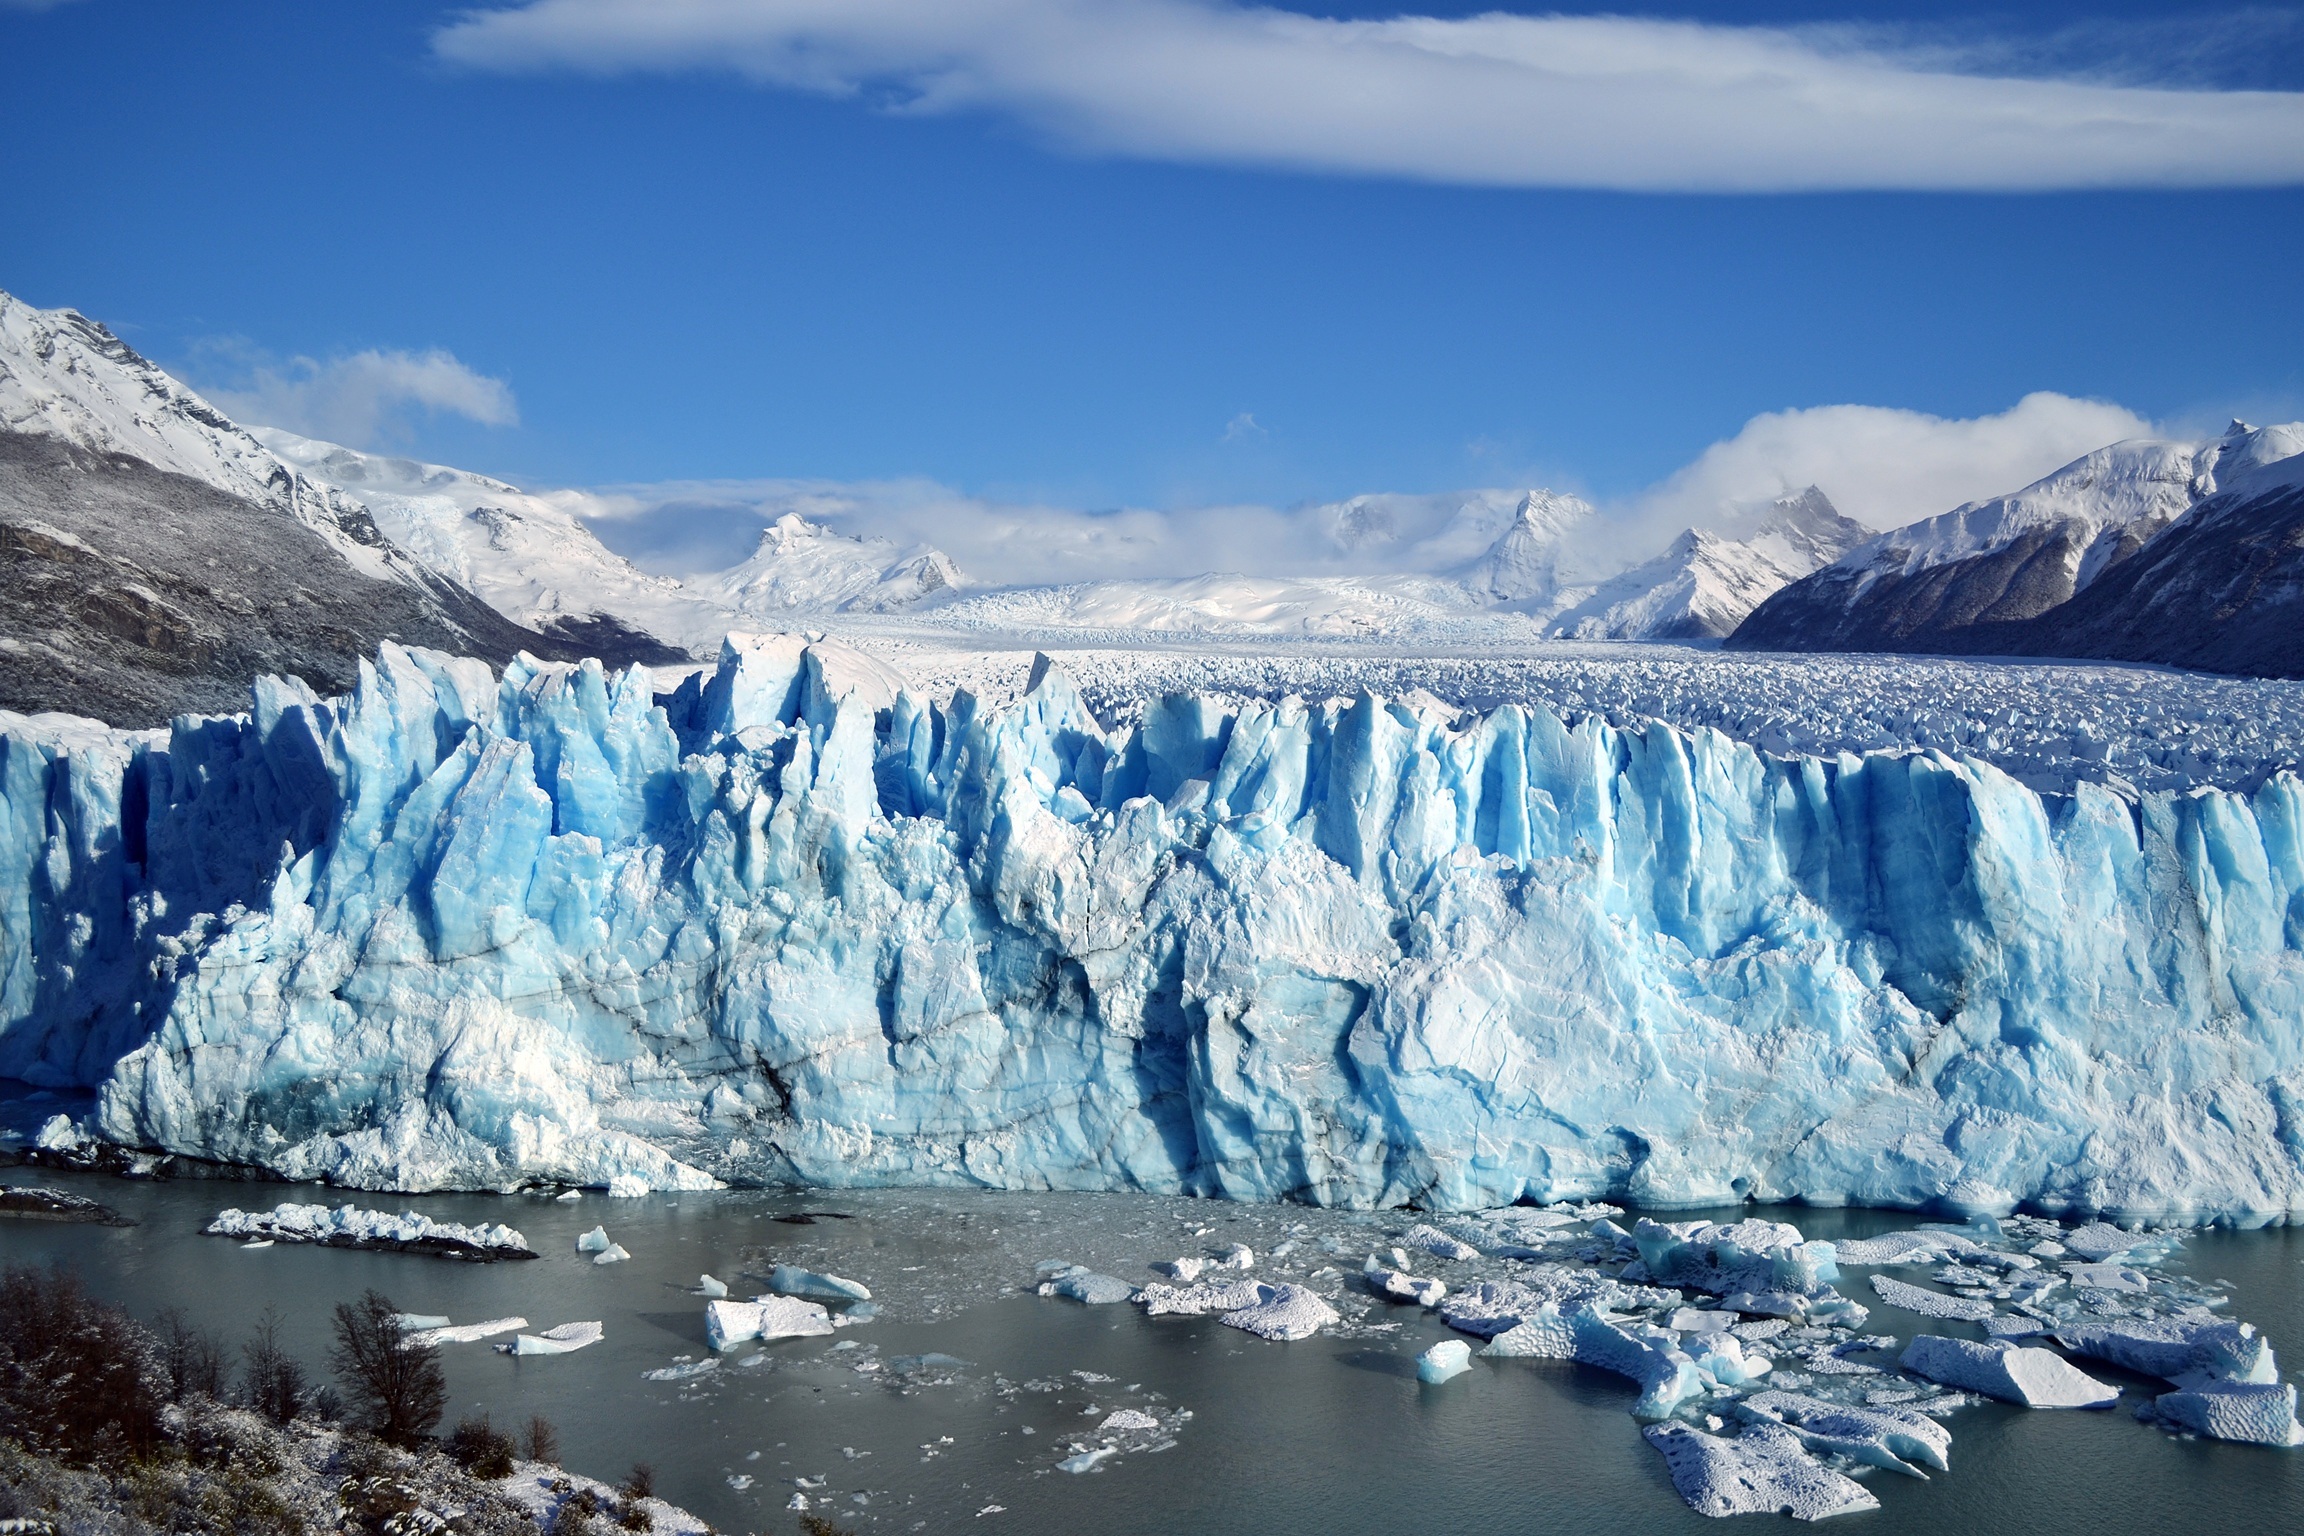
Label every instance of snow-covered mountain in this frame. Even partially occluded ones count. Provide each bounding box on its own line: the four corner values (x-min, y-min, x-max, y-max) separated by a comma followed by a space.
1550, 486, 1868, 640
710, 512, 967, 619
928, 570, 1488, 638
1731, 424, 2296, 656
257, 428, 717, 660
0, 290, 594, 724
1459, 490, 1598, 609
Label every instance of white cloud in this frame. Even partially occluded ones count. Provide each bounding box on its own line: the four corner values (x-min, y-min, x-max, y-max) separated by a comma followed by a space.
205, 348, 519, 449
572, 392, 2168, 586
1221, 411, 1266, 442
1619, 392, 2158, 542
434, 0, 2304, 192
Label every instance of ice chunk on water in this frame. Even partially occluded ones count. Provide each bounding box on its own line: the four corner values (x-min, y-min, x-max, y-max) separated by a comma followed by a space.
498, 1321, 602, 1355
393, 1313, 452, 1331
644, 1358, 721, 1382
707, 1296, 833, 1350
402, 1317, 526, 1348
766, 1264, 872, 1302
1139, 1277, 1269, 1317
1098, 1409, 1160, 1432
1643, 1421, 1879, 1520
2061, 1222, 2143, 1262
697, 1274, 729, 1299
1481, 1305, 1576, 1359
1215, 1243, 1255, 1270
2065, 1261, 2148, 1292
1038, 1266, 1137, 1305
208, 1202, 532, 1255
1058, 1447, 1115, 1473
1417, 1339, 1473, 1384
1868, 1274, 1997, 1323
1220, 1284, 1338, 1341
1899, 1336, 2119, 1408
1738, 1390, 1952, 1478
575, 1225, 612, 1253
2154, 1381, 2304, 1447
1363, 1257, 1447, 1307
1569, 1308, 1710, 1421
2057, 1317, 2278, 1385
1399, 1225, 1479, 1263
1153, 1257, 1208, 1282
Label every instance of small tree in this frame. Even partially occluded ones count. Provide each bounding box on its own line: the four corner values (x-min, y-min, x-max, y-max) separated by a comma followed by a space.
522, 1413, 560, 1465
242, 1305, 310, 1424
329, 1289, 447, 1446
156, 1306, 227, 1402
446, 1413, 517, 1478
0, 1262, 166, 1466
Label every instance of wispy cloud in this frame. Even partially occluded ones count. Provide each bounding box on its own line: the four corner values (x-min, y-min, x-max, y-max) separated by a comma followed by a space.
568, 391, 2168, 585
434, 0, 2304, 193
198, 345, 519, 449
1221, 411, 1266, 443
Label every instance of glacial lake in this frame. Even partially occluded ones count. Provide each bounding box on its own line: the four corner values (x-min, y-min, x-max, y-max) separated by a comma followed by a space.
4, 1168, 2300, 1535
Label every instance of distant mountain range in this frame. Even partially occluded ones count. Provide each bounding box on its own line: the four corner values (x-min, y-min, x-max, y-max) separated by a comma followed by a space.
6, 284, 2302, 726
1729, 421, 2304, 676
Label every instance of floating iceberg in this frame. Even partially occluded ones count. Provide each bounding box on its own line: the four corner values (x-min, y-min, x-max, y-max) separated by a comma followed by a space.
1037, 1264, 1136, 1305
402, 1317, 526, 1348
706, 1295, 833, 1350
1417, 1339, 1473, 1384
1737, 1391, 1952, 1479
1898, 1336, 2119, 1408
764, 1264, 871, 1302
1644, 1421, 1880, 1520
1868, 1274, 1997, 1323
5, 637, 2304, 1220
697, 1274, 729, 1298
1480, 1306, 1576, 1359
1138, 1276, 1268, 1317
498, 1321, 602, 1356
206, 1203, 532, 1260
1219, 1284, 1339, 1341
2153, 1382, 2304, 1447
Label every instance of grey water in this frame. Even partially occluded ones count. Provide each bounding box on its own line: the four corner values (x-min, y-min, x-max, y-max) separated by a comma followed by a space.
3, 1169, 2300, 1535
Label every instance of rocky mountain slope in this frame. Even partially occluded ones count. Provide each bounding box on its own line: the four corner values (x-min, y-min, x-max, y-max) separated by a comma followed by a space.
1729, 424, 2304, 672
0, 292, 602, 725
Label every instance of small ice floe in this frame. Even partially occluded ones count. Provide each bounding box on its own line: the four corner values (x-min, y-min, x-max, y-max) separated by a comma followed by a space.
241, 1240, 274, 1250
1644, 1421, 1879, 1520
833, 1302, 880, 1327
1219, 1284, 1338, 1341
698, 1274, 729, 1299
1057, 1447, 1115, 1473
1152, 1257, 1208, 1282
764, 1264, 871, 1302
644, 1358, 721, 1382
707, 1295, 833, 1350
393, 1313, 451, 1331
1364, 1256, 1446, 1307
1898, 1336, 2118, 1408
402, 1317, 526, 1348
2061, 1222, 2146, 1263
977, 1506, 1005, 1517
727, 1475, 754, 1491
555, 1189, 583, 1202
1417, 1340, 1472, 1384
1399, 1224, 1479, 1263
497, 1321, 603, 1356
1035, 1262, 1136, 1305
2155, 1382, 2304, 1447
1216, 1243, 1254, 1270
1667, 1308, 1735, 1335
1869, 1274, 1998, 1323
1098, 1409, 1159, 1432
207, 1202, 533, 1261
2065, 1261, 2149, 1293
1737, 1390, 1953, 1478
575, 1225, 631, 1264
1138, 1277, 1266, 1317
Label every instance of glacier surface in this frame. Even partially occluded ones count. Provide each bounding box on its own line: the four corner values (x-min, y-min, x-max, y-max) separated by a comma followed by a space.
3, 633, 2303, 1217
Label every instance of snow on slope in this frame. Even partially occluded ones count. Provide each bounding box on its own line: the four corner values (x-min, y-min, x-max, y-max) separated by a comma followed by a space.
256, 429, 727, 655
1550, 487, 1868, 640
710, 512, 966, 619
7, 638, 2304, 1217
927, 570, 1499, 638
0, 290, 407, 583
1460, 490, 1598, 608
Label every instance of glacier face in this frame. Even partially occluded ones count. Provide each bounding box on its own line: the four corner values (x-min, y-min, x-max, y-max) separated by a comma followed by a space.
3, 634, 2302, 1216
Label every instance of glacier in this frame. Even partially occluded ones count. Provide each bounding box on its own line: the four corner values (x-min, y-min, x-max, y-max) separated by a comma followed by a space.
3, 630, 2303, 1217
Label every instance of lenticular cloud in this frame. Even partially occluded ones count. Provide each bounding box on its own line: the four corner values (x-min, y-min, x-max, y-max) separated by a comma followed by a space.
434, 0, 2304, 192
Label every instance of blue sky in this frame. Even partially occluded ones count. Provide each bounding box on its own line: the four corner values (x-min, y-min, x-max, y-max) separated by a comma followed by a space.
3, 0, 2302, 571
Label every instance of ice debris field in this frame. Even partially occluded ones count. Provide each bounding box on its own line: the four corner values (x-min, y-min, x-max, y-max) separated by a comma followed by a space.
4, 632, 2304, 1220
1018, 1201, 2304, 1516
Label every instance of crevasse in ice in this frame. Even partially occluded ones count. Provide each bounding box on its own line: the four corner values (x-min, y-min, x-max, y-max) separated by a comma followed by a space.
3, 633, 2302, 1214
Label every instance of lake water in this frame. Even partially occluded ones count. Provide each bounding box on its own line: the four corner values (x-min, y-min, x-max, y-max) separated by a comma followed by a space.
3, 1168, 2299, 1535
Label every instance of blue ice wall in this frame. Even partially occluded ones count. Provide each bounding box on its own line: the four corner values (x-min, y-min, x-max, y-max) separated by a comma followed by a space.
2, 635, 2300, 1215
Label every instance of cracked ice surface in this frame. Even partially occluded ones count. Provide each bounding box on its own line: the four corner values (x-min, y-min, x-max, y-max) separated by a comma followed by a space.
1, 635, 2303, 1218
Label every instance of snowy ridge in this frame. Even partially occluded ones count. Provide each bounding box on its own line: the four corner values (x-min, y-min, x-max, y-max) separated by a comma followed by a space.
256, 429, 727, 655
1549, 487, 1868, 640
3, 636, 2302, 1216
2, 290, 411, 585
711, 512, 966, 618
